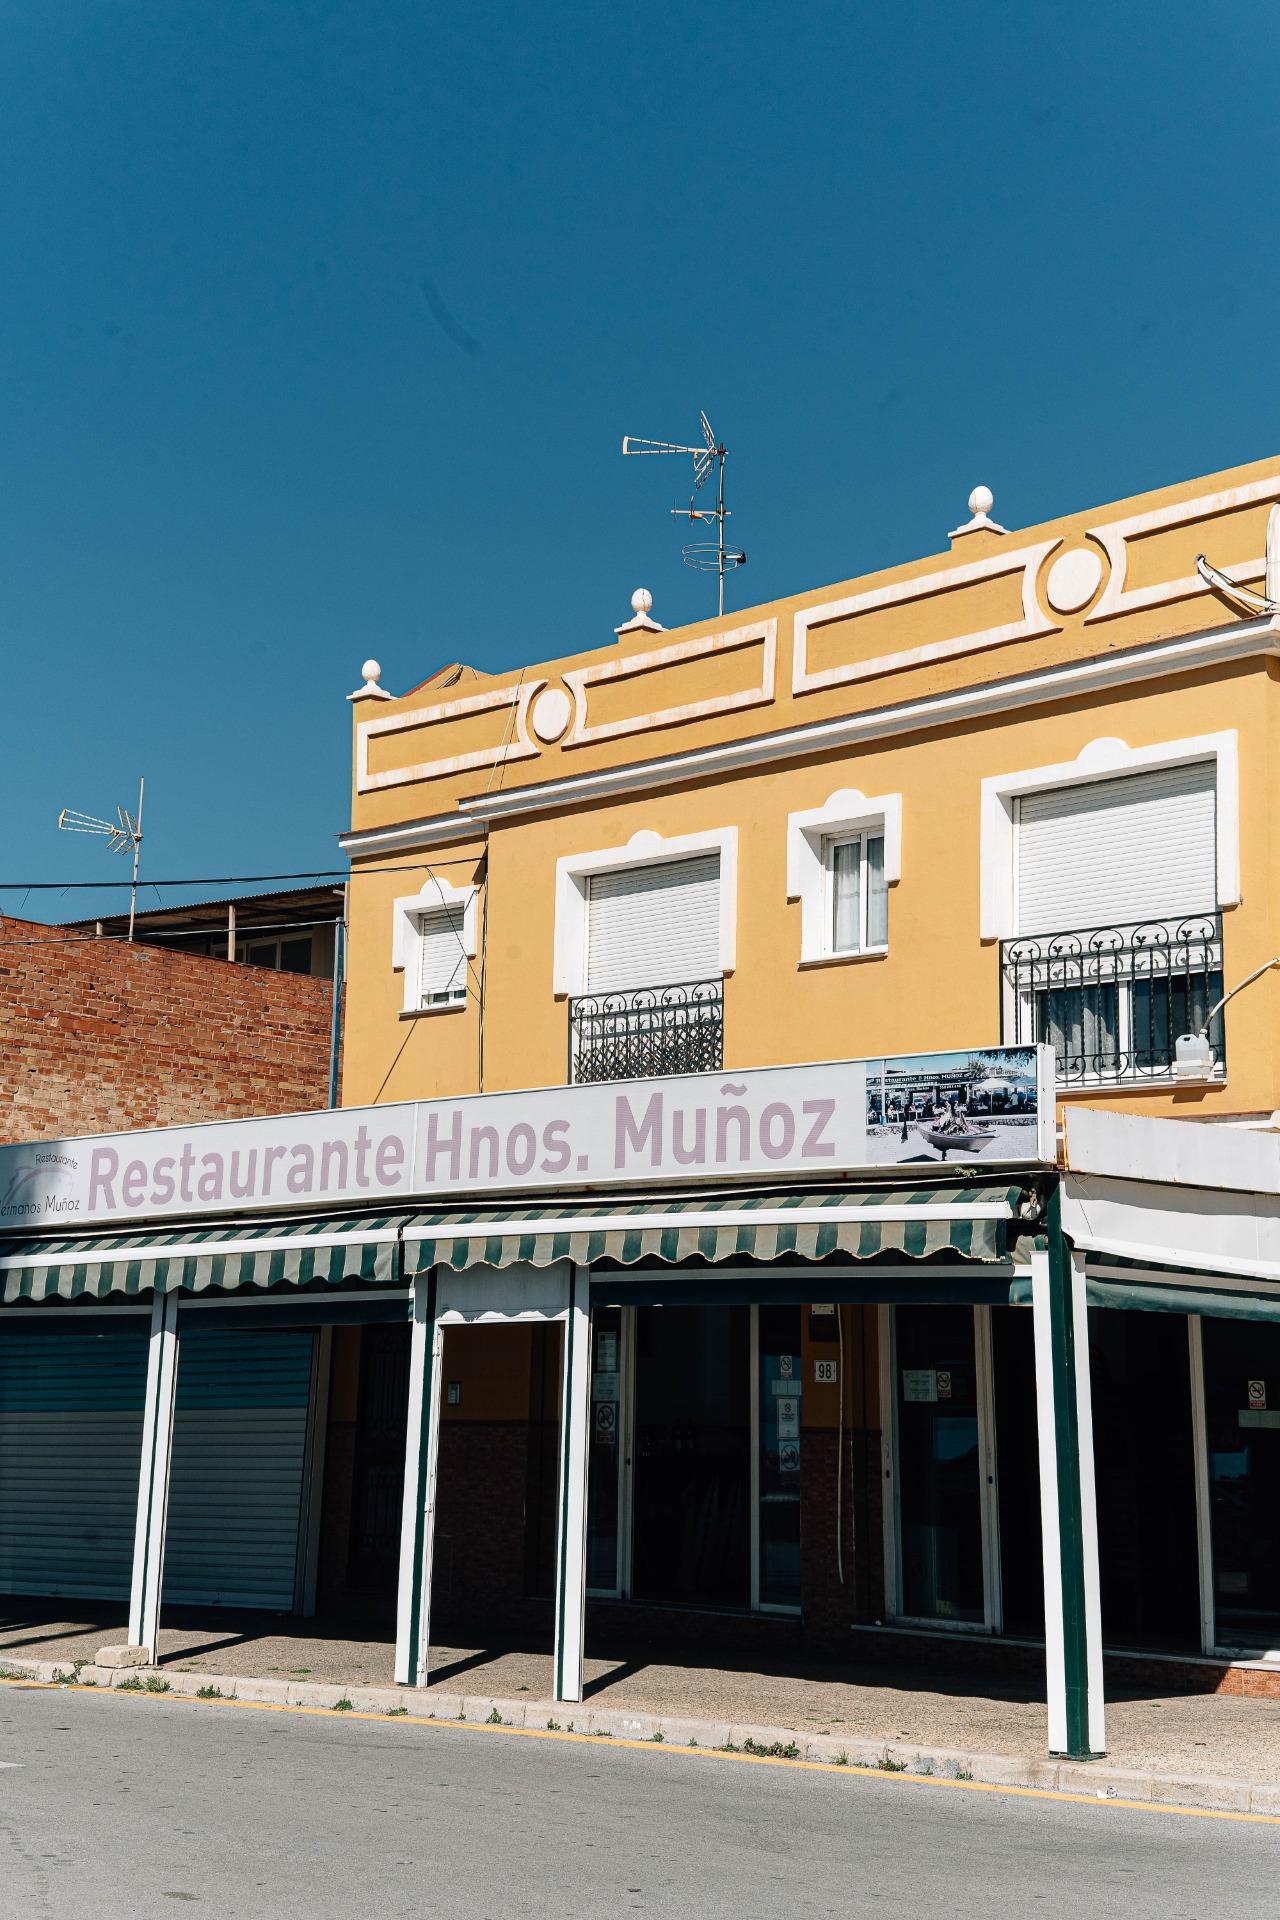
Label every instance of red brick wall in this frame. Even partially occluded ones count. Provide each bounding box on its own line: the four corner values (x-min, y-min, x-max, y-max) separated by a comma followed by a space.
0, 914, 334, 1141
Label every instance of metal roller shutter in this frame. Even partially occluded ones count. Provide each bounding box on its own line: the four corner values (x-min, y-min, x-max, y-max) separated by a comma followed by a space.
585, 854, 721, 993
0, 1321, 148, 1600
1016, 763, 1217, 936
163, 1328, 316, 1611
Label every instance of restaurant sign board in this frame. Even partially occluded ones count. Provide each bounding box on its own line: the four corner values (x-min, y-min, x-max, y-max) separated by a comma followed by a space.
0, 1045, 1054, 1232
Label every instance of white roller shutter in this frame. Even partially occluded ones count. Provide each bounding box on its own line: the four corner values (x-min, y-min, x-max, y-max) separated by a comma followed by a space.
0, 1324, 148, 1601
163, 1329, 315, 1611
1016, 763, 1217, 937
585, 854, 721, 993
416, 908, 467, 1008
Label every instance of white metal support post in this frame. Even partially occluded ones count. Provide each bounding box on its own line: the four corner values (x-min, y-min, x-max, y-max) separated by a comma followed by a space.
128, 1289, 179, 1658
553, 1265, 592, 1704
395, 1272, 442, 1688
1031, 1190, 1105, 1759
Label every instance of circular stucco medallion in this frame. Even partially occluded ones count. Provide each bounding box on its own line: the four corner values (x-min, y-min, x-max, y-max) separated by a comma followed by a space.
1045, 547, 1104, 613
530, 685, 572, 743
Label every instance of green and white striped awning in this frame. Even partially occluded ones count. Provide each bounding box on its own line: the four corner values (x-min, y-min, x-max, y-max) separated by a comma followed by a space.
0, 1185, 1032, 1305
402, 1185, 1028, 1273
0, 1214, 406, 1305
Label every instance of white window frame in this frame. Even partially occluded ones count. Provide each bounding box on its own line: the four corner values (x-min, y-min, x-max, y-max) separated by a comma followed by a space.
391, 877, 478, 1015
823, 829, 890, 960
786, 788, 902, 966
979, 732, 1240, 942
552, 826, 738, 997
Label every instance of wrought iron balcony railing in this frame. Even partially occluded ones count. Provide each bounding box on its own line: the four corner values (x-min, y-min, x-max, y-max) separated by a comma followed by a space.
569, 977, 724, 1085
1000, 912, 1225, 1086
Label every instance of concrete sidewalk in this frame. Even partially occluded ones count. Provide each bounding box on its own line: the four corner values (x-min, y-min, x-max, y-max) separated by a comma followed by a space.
2, 1650, 1278, 1818
3, 1605, 1279, 1809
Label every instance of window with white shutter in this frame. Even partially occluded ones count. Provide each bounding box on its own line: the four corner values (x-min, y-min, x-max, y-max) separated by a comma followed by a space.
1005, 760, 1223, 1083
414, 905, 468, 1008
1015, 762, 1216, 937
585, 854, 721, 994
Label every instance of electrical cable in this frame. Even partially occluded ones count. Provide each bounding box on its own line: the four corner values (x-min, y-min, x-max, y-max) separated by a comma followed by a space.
0, 858, 482, 891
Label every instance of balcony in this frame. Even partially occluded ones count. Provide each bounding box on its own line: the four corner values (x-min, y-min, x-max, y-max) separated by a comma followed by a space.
568, 978, 724, 1085
1000, 913, 1225, 1087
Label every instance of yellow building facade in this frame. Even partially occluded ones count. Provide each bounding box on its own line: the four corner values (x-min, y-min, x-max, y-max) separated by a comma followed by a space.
333, 451, 1280, 1752
342, 451, 1280, 1119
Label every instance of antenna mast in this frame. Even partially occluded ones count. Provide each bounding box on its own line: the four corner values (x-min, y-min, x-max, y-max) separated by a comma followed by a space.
622, 411, 746, 617
58, 776, 146, 940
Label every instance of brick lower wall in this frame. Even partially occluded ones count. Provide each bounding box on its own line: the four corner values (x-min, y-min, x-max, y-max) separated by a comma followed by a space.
432, 1421, 542, 1631
0, 914, 333, 1139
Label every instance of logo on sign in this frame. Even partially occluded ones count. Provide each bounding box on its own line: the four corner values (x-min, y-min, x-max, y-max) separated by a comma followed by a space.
937, 1370, 953, 1401
594, 1401, 617, 1445
1248, 1379, 1267, 1412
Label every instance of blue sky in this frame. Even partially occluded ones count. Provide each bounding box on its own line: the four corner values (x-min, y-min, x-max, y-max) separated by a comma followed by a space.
2, 2, 1276, 919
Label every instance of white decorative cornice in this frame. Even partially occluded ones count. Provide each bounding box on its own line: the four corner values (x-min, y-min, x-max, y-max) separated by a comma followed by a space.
336, 614, 1279, 860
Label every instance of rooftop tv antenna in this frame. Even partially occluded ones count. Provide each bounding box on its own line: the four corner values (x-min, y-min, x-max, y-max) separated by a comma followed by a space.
58, 777, 145, 941
622, 411, 746, 616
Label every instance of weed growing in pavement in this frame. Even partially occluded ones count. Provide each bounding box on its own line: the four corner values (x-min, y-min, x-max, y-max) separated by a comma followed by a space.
687, 1738, 698, 1748
486, 1708, 512, 1726
196, 1686, 224, 1700
517, 1685, 530, 1692
877, 1756, 907, 1772
546, 1717, 562, 1731
387, 1707, 408, 1717
593, 1729, 612, 1738
648, 1731, 665, 1743
955, 1768, 973, 1781
116, 1676, 144, 1692
834, 1752, 849, 1767
145, 1677, 170, 1694
50, 1669, 75, 1685
0, 1666, 27, 1681
741, 1738, 800, 1760
920, 1762, 934, 1776
717, 1739, 741, 1753
333, 1697, 354, 1712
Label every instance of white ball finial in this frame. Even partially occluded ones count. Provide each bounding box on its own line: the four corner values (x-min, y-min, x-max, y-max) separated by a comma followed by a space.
347, 657, 392, 702
631, 588, 653, 616
968, 485, 994, 517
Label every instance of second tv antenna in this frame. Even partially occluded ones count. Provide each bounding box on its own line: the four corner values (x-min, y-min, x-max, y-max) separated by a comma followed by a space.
622, 411, 746, 617
58, 777, 145, 941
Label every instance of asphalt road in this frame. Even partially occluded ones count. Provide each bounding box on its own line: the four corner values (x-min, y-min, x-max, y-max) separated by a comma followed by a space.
0, 1684, 1273, 1919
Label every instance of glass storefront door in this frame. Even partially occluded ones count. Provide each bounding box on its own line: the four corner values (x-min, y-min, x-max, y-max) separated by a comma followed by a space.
584, 1303, 805, 1615
890, 1305, 986, 1623
755, 1306, 803, 1610
630, 1305, 751, 1608
1089, 1309, 1199, 1650
1203, 1319, 1280, 1650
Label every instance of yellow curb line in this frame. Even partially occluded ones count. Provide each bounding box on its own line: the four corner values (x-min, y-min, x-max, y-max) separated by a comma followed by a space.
3, 1674, 1277, 1826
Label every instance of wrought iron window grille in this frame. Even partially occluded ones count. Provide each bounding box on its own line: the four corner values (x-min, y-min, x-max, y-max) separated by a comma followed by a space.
569, 977, 724, 1085
1000, 912, 1225, 1086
